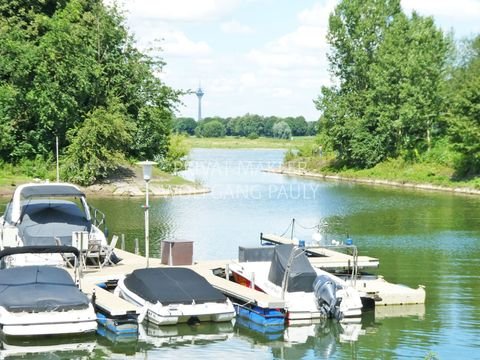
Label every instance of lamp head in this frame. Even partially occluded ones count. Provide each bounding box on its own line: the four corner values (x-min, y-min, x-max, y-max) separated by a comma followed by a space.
137, 161, 157, 181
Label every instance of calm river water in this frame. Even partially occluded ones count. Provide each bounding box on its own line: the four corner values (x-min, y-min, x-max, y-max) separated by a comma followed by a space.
1, 148, 479, 359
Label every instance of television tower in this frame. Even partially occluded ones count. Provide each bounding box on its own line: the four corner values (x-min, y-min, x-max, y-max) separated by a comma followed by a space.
195, 86, 204, 121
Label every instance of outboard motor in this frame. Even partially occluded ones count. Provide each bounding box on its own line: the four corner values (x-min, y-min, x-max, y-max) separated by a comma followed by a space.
313, 275, 342, 319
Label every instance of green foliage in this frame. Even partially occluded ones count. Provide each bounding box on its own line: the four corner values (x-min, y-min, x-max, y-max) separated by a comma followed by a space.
447, 35, 480, 176
0, 0, 180, 182
61, 103, 134, 185
316, 0, 448, 169
174, 117, 197, 135
157, 134, 190, 173
195, 120, 226, 138
247, 132, 259, 140
272, 121, 292, 139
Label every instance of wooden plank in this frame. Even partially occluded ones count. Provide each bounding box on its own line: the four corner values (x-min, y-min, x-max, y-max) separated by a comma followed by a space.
81, 282, 140, 317
191, 262, 285, 309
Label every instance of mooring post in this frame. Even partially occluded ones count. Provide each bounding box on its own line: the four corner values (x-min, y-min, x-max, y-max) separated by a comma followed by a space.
121, 234, 125, 250
134, 238, 139, 255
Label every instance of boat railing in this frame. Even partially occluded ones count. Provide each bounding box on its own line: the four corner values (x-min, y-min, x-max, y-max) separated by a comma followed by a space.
91, 206, 107, 235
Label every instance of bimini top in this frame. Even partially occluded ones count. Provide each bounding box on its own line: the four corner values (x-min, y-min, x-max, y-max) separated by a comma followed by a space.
124, 268, 227, 305
0, 266, 89, 312
19, 184, 85, 199
5, 182, 86, 225
268, 244, 317, 292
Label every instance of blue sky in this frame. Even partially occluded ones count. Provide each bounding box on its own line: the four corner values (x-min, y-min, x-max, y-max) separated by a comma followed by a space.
110, 0, 480, 121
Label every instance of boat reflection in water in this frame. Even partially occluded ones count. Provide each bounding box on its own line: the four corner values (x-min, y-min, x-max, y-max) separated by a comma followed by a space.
0, 334, 96, 359
138, 321, 234, 348
235, 303, 426, 359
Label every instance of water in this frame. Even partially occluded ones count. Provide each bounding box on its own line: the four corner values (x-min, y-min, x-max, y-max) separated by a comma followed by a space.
1, 148, 479, 359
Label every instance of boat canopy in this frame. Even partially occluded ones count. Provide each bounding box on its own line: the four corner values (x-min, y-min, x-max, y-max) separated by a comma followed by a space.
20, 184, 85, 199
0, 266, 89, 312
17, 200, 91, 246
267, 244, 317, 292
124, 268, 227, 305
0, 245, 80, 260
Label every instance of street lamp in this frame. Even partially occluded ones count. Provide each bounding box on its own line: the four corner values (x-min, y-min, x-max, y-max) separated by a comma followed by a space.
138, 160, 157, 268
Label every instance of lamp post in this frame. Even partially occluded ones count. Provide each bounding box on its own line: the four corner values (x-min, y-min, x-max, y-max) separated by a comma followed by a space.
138, 161, 157, 268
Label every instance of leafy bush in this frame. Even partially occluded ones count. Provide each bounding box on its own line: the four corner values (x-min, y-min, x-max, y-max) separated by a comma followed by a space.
61, 105, 134, 185
195, 120, 226, 137
247, 132, 259, 140
157, 134, 190, 173
272, 121, 292, 139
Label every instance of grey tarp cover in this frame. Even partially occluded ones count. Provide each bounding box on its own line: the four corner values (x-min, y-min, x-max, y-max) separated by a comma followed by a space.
0, 266, 89, 312
18, 200, 91, 246
20, 185, 85, 199
267, 244, 317, 292
124, 267, 227, 305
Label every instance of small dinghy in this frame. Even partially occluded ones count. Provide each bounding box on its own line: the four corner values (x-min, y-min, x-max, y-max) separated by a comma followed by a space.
115, 267, 235, 326
0, 246, 97, 337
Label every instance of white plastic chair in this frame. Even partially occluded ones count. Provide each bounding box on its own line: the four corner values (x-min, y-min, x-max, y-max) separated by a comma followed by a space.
100, 235, 118, 268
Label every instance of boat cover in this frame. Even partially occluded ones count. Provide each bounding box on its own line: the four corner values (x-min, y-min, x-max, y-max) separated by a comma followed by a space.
267, 244, 317, 292
0, 266, 90, 312
20, 185, 85, 199
124, 268, 227, 305
18, 200, 91, 246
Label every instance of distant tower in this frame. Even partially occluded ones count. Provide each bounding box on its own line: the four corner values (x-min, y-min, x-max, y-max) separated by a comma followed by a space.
195, 86, 204, 121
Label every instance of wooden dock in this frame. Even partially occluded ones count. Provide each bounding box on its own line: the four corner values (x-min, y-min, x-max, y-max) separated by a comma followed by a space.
260, 233, 380, 270
75, 241, 423, 320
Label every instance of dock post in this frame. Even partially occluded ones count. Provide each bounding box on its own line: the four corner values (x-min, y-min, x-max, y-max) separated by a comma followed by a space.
134, 238, 139, 255
121, 234, 125, 250
225, 264, 229, 280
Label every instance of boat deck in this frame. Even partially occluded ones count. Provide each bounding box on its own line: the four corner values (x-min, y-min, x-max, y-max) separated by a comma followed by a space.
260, 233, 380, 270
76, 243, 423, 321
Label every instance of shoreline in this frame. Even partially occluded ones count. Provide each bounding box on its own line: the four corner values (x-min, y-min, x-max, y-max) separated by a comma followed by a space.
0, 180, 211, 198
264, 167, 480, 196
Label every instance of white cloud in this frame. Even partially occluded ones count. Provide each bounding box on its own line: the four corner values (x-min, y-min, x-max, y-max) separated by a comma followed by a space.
298, 0, 337, 26
402, 0, 480, 19
221, 20, 254, 34
162, 31, 211, 57
117, 0, 240, 22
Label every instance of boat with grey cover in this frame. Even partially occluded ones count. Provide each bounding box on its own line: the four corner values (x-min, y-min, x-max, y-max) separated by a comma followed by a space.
0, 246, 97, 336
0, 182, 107, 265
115, 267, 235, 325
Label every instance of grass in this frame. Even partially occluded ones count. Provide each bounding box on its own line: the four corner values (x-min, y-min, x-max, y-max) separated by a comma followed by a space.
185, 136, 317, 149
285, 154, 480, 190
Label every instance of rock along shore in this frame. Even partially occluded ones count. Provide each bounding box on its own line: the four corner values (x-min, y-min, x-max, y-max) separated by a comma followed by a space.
264, 167, 480, 196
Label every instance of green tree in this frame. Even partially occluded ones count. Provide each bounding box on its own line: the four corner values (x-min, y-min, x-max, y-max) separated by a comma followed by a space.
447, 36, 480, 176
195, 120, 226, 137
272, 121, 292, 139
0, 0, 180, 183
175, 117, 197, 135
316, 0, 448, 168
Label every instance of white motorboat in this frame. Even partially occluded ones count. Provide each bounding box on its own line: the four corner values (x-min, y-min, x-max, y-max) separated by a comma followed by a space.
115, 267, 235, 326
0, 182, 107, 266
229, 244, 363, 321
0, 246, 97, 337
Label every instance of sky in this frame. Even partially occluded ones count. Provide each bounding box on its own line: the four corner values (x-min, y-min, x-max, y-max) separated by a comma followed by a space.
109, 0, 480, 121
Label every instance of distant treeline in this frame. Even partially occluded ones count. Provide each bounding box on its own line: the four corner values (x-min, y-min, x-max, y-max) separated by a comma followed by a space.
174, 115, 318, 139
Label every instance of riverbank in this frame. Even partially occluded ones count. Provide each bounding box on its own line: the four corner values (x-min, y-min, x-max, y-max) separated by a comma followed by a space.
185, 136, 316, 149
266, 167, 480, 195
0, 165, 210, 197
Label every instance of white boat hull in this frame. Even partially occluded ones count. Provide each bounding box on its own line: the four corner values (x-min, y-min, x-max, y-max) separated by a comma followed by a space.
0, 304, 97, 337
116, 277, 235, 326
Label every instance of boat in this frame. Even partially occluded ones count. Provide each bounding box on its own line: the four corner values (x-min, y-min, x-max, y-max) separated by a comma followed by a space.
229, 244, 363, 321
0, 246, 97, 337
0, 182, 108, 266
115, 267, 236, 326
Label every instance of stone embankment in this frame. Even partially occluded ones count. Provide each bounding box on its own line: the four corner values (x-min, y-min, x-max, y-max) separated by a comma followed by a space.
264, 167, 480, 196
